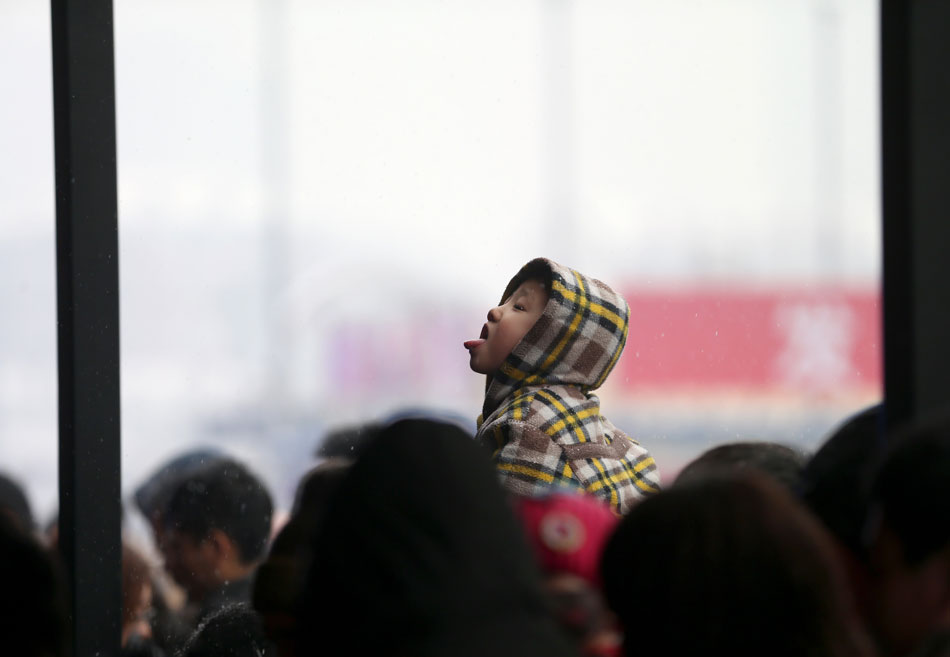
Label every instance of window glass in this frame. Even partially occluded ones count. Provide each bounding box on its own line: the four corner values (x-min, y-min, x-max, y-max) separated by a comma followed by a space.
0, 3, 57, 527
114, 0, 880, 509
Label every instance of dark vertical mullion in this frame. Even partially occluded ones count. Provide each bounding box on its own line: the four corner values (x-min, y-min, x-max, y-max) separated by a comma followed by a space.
882, 0, 950, 429
50, 0, 122, 656
881, 0, 913, 428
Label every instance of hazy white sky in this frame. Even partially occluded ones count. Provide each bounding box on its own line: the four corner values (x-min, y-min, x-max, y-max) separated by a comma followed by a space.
1, 0, 880, 519
106, 0, 880, 279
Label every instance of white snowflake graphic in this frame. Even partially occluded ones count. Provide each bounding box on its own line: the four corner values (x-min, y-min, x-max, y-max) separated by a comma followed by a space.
773, 302, 855, 391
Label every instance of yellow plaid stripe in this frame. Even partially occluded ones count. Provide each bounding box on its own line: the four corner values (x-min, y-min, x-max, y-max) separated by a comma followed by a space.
498, 360, 524, 381
552, 277, 626, 332
634, 456, 660, 493
508, 272, 588, 385
634, 478, 660, 494
633, 456, 656, 473
586, 457, 620, 509
537, 389, 595, 442
497, 390, 537, 416
498, 462, 556, 484
498, 270, 627, 386
617, 454, 660, 494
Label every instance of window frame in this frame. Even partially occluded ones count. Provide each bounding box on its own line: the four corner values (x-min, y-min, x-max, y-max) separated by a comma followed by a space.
49, 1, 950, 654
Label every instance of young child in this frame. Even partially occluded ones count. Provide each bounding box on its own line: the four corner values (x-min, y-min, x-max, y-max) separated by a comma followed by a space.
464, 257, 660, 514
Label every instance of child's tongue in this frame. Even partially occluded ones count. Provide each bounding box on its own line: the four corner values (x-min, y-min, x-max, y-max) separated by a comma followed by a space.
463, 339, 485, 350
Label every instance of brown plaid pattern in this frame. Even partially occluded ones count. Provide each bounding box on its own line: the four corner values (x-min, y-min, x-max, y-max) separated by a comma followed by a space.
477, 258, 661, 514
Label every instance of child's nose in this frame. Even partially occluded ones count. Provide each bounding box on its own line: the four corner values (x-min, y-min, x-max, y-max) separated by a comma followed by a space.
487, 306, 502, 322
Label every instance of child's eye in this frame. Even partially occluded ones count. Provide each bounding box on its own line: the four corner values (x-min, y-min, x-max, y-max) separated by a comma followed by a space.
514, 304, 526, 311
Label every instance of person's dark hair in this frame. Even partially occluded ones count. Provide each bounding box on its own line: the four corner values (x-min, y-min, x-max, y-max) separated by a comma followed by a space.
601, 472, 871, 657
501, 258, 554, 302
180, 604, 275, 657
133, 449, 225, 523
0, 472, 34, 532
870, 410, 950, 566
0, 513, 69, 657
675, 441, 808, 493
289, 458, 353, 521
316, 422, 381, 460
253, 458, 352, 648
163, 459, 273, 564
800, 404, 885, 559
296, 418, 574, 657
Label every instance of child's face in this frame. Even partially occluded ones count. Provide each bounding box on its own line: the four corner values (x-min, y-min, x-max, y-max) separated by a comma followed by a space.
465, 278, 548, 375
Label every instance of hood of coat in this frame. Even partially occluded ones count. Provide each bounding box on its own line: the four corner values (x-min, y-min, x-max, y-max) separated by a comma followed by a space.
482, 258, 630, 419
297, 418, 574, 657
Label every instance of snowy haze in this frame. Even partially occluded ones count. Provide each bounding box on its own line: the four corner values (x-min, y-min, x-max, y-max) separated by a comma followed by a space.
1, 0, 880, 521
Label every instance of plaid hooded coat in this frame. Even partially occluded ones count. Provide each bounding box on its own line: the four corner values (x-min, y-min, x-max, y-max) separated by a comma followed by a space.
476, 258, 661, 515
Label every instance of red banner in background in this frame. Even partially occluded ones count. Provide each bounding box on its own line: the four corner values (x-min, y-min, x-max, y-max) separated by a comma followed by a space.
616, 288, 881, 393
325, 286, 881, 400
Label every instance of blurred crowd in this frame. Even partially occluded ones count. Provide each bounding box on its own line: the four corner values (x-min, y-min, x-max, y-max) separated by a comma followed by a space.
3, 403, 950, 657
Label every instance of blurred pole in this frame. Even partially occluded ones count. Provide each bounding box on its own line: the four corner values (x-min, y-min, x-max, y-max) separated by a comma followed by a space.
50, 0, 122, 655
542, 0, 577, 260
813, 0, 843, 279
881, 0, 950, 427
260, 0, 292, 407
